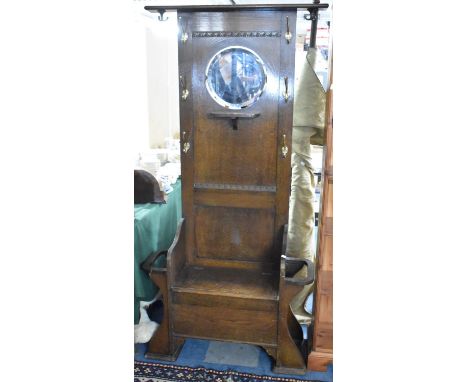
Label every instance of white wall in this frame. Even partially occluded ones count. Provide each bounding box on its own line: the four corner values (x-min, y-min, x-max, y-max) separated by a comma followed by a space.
125, 4, 153, 155
144, 12, 180, 148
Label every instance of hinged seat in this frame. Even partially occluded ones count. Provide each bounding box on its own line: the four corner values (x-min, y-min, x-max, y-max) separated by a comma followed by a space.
171, 264, 280, 347
172, 265, 279, 302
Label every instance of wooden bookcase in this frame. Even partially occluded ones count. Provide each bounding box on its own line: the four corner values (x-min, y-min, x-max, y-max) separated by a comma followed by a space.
308, 62, 333, 371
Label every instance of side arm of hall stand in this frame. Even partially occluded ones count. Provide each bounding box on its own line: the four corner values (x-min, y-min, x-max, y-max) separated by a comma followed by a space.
274, 225, 316, 375
308, 54, 333, 371
145, 218, 186, 361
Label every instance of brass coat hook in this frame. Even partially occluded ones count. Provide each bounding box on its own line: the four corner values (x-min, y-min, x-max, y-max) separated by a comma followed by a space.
285, 16, 292, 43
182, 131, 191, 154
179, 17, 188, 43
281, 134, 289, 158
283, 77, 290, 102
179, 75, 189, 100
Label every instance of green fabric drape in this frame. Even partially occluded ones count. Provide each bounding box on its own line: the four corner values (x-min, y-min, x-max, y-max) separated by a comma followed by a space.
134, 179, 182, 324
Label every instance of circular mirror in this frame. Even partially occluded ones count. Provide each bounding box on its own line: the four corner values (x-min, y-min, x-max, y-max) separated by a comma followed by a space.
205, 46, 267, 109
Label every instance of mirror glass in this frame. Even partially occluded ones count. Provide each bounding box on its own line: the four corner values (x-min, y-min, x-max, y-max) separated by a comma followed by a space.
205, 46, 267, 109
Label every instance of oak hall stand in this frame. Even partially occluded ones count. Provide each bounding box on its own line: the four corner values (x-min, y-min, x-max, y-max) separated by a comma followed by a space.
142, 3, 328, 375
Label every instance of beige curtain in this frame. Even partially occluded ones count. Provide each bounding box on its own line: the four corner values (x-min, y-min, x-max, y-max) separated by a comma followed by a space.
287, 48, 326, 324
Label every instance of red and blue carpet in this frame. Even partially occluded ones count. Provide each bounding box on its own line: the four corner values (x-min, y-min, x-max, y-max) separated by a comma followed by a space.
134, 360, 324, 382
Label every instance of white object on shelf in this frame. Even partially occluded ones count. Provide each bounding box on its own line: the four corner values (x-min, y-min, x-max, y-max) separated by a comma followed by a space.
165, 137, 180, 151
140, 149, 172, 164
157, 162, 181, 186
167, 149, 180, 164
138, 152, 161, 177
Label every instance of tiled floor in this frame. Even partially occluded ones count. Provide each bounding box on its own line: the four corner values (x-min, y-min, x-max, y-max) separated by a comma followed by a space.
135, 339, 332, 381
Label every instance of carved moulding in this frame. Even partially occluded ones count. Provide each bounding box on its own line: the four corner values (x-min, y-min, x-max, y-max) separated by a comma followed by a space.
193, 31, 281, 38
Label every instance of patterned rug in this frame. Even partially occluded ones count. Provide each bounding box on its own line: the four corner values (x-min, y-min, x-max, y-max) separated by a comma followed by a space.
135, 360, 322, 382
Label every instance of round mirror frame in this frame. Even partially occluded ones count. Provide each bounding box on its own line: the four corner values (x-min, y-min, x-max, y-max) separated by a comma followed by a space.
205, 46, 267, 110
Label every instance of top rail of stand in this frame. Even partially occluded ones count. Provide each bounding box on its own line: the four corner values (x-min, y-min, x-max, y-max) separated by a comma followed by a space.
144, 3, 329, 13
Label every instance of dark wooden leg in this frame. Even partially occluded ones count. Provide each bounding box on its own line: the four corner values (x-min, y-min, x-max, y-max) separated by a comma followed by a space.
274, 279, 307, 375
261, 346, 277, 363
145, 269, 183, 361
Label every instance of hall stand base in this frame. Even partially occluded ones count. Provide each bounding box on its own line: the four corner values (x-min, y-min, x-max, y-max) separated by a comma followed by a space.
141, 250, 184, 362
273, 286, 309, 375
142, 224, 315, 375
145, 341, 184, 362
273, 236, 314, 375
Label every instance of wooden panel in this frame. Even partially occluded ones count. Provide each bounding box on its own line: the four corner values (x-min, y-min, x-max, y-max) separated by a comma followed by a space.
323, 181, 333, 217
193, 113, 278, 186
191, 11, 282, 32
323, 217, 333, 236
194, 188, 275, 209
194, 205, 275, 262
316, 294, 332, 325
178, 13, 196, 264
320, 236, 333, 270
317, 270, 333, 296
173, 303, 277, 346
274, 10, 296, 244
190, 10, 283, 187
173, 291, 277, 312
314, 323, 333, 351
194, 257, 274, 271
192, 36, 280, 186
179, 10, 294, 269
